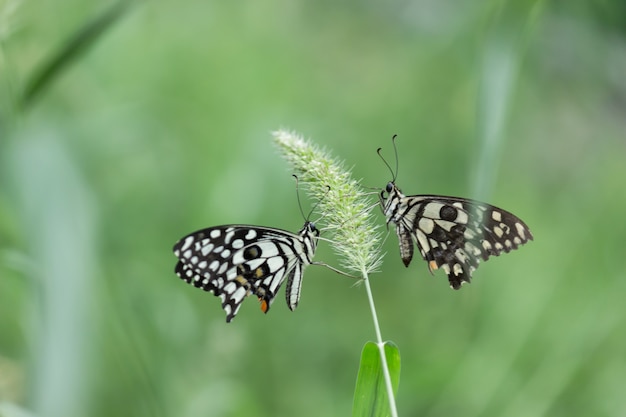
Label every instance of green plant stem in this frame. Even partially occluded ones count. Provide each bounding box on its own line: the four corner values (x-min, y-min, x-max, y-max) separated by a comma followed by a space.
362, 268, 398, 417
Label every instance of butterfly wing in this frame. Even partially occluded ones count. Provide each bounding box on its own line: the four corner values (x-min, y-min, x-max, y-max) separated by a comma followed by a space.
391, 192, 533, 289
173, 225, 315, 322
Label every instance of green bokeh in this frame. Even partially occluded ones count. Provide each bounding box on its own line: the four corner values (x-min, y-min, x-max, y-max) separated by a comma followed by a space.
1, 1, 625, 417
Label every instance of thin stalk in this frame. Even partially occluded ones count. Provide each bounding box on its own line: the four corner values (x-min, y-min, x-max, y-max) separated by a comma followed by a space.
362, 268, 398, 417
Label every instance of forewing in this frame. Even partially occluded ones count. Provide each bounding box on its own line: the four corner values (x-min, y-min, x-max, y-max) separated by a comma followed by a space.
173, 226, 305, 322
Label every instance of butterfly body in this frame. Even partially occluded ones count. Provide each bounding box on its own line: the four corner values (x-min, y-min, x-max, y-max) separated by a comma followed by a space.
381, 181, 533, 289
173, 222, 318, 322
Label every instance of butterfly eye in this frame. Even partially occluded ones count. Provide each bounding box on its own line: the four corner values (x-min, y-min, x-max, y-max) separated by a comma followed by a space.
386, 182, 394, 193
307, 222, 320, 236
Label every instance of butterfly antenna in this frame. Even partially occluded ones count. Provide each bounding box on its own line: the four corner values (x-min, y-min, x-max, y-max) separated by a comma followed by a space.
307, 185, 331, 221
292, 174, 307, 221
391, 134, 399, 181
377, 134, 399, 182
293, 175, 331, 222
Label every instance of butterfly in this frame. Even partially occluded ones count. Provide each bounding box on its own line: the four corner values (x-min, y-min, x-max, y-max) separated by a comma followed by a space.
378, 138, 533, 289
173, 221, 319, 322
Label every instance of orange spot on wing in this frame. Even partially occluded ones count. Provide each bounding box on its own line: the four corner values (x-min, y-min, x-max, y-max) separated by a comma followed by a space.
259, 299, 269, 313
429, 260, 439, 271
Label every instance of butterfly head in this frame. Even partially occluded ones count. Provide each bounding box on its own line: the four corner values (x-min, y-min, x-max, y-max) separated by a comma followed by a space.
377, 135, 403, 213
379, 181, 406, 219
299, 220, 320, 251
300, 221, 320, 236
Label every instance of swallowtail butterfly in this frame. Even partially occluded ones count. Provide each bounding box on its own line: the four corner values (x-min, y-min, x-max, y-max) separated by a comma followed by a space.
379, 138, 533, 289
173, 222, 318, 322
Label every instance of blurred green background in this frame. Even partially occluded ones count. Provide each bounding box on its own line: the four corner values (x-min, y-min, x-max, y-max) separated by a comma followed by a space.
1, 0, 625, 416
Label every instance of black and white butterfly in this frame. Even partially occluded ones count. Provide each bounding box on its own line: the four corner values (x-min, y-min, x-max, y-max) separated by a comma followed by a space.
173, 222, 319, 322
378, 138, 533, 289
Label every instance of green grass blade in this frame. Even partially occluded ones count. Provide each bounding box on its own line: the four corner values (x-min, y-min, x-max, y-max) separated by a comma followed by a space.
352, 341, 401, 417
20, 1, 131, 109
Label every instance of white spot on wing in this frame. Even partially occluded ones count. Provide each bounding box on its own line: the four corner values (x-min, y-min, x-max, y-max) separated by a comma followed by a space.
464, 229, 476, 239
223, 282, 237, 295
423, 202, 445, 219
435, 219, 456, 232
224, 230, 235, 244
415, 230, 430, 254
246, 259, 265, 270
257, 242, 279, 257
201, 243, 214, 256
455, 249, 469, 264
232, 251, 244, 265
418, 218, 434, 234
210, 229, 221, 239
232, 286, 248, 303
267, 257, 285, 273
181, 236, 194, 251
